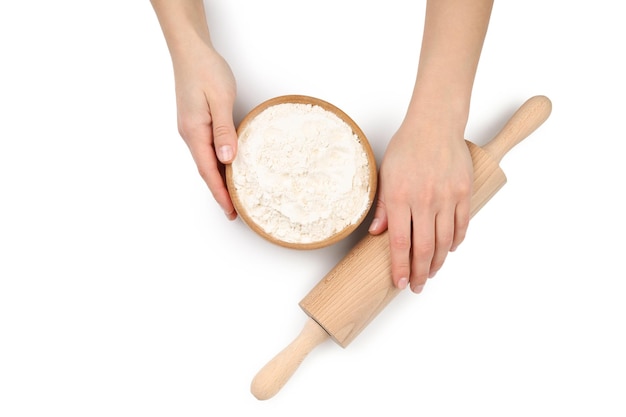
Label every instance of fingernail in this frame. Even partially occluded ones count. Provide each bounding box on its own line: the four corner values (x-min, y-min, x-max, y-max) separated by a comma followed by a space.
412, 284, 424, 294
368, 218, 379, 232
217, 145, 234, 162
224, 209, 236, 220
397, 277, 408, 290
429, 270, 437, 279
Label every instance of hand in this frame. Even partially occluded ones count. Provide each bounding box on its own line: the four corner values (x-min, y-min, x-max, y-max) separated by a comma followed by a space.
369, 110, 473, 293
173, 45, 238, 220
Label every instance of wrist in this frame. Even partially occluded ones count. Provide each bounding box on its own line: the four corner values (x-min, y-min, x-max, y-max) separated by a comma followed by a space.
171, 39, 216, 76
405, 84, 471, 135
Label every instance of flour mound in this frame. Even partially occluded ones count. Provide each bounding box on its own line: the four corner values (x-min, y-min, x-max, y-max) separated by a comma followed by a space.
231, 102, 371, 244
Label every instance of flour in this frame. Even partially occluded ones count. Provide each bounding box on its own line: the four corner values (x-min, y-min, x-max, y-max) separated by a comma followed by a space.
231, 102, 372, 245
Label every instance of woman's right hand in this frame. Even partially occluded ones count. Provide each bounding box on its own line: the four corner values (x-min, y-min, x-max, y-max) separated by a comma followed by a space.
173, 44, 239, 220
150, 0, 240, 219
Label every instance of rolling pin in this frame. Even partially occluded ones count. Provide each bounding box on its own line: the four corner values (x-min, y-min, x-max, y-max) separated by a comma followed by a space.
250, 95, 553, 400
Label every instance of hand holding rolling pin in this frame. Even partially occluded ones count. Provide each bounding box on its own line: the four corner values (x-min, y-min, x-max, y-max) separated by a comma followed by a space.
368, 0, 494, 292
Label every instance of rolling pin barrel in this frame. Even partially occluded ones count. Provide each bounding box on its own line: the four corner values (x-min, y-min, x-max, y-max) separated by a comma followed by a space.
251, 95, 552, 400
300, 95, 552, 347
299, 140, 505, 347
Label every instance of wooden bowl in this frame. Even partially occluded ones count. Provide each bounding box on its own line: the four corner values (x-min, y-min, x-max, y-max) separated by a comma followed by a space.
225, 95, 378, 250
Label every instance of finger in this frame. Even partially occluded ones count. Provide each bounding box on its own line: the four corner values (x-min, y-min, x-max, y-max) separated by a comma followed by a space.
188, 133, 237, 220
386, 205, 412, 290
209, 98, 238, 164
451, 198, 470, 251
409, 210, 435, 293
368, 196, 388, 235
429, 209, 455, 278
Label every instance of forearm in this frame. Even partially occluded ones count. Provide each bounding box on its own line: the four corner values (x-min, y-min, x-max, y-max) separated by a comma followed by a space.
409, 0, 494, 124
150, 0, 214, 64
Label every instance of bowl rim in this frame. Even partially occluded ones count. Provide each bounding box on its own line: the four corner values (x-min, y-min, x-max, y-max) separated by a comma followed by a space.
225, 94, 378, 250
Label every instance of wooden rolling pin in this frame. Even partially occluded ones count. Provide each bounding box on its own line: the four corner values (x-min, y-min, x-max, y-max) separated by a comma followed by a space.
250, 95, 553, 400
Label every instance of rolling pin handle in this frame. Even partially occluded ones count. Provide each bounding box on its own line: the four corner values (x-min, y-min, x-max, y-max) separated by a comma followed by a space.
250, 317, 330, 400
482, 95, 552, 163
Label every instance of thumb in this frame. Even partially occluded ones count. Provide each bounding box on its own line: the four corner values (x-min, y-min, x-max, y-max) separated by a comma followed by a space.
368, 198, 389, 235
211, 103, 238, 164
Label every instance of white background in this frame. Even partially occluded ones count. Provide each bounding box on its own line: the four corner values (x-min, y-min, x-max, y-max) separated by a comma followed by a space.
1, 1, 624, 416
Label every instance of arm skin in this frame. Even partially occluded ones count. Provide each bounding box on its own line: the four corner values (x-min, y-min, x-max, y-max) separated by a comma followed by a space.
368, 0, 494, 293
150, 0, 238, 220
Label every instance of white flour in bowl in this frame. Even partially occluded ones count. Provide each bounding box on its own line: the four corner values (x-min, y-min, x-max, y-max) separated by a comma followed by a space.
231, 102, 372, 245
